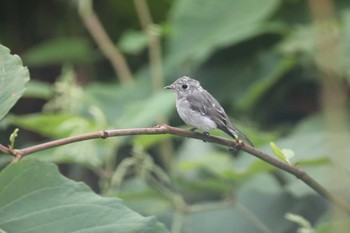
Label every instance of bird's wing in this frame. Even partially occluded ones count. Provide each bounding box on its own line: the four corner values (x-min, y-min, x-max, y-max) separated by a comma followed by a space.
186, 91, 230, 128
186, 91, 254, 146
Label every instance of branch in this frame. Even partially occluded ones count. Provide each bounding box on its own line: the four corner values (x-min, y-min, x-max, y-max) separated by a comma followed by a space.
78, 0, 134, 85
0, 144, 10, 154
133, 0, 163, 90
2, 124, 350, 214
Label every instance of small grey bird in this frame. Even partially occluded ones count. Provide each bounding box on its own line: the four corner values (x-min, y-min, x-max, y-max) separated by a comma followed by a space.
165, 76, 254, 147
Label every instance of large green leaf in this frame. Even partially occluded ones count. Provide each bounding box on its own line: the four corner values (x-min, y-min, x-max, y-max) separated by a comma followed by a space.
167, 0, 280, 68
0, 160, 168, 233
0, 45, 30, 121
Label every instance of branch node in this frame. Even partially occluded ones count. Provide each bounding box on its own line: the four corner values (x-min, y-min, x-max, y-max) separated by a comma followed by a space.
154, 124, 169, 131
10, 149, 23, 163
100, 130, 109, 139
234, 140, 244, 150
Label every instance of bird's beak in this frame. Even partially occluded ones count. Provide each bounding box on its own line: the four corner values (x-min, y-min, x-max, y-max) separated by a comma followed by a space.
164, 84, 174, 89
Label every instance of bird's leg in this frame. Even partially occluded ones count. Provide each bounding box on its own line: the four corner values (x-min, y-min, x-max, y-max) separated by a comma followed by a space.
190, 128, 210, 142
199, 131, 210, 143
189, 127, 210, 142
190, 128, 210, 137
201, 131, 210, 137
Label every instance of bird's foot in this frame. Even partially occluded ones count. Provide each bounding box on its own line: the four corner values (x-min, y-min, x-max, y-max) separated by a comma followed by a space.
229, 140, 244, 152
201, 131, 210, 137
191, 130, 210, 142
200, 131, 210, 142
189, 128, 210, 142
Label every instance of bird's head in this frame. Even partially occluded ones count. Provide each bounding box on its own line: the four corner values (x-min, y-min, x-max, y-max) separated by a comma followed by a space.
165, 76, 202, 97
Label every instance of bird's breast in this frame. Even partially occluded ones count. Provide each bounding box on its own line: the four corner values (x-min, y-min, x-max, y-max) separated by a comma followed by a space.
176, 99, 217, 131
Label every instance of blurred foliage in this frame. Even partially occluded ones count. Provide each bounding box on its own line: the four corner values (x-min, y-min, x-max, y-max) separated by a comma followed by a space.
0, 0, 350, 232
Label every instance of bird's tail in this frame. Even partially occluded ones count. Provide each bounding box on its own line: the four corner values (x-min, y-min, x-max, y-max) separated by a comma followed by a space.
225, 126, 254, 147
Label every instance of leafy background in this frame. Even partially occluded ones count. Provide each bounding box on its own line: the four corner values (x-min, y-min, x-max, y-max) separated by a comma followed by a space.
0, 0, 350, 232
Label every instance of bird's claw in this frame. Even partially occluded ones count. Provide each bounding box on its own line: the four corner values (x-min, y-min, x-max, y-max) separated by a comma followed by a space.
200, 131, 210, 142
229, 140, 244, 152
202, 131, 210, 136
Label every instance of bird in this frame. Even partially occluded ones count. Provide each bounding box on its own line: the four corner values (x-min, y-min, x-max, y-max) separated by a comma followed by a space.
165, 76, 254, 147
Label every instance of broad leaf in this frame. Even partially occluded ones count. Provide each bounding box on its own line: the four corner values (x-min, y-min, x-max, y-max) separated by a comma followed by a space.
0, 160, 168, 233
0, 45, 30, 121
167, 0, 280, 68
22, 37, 96, 66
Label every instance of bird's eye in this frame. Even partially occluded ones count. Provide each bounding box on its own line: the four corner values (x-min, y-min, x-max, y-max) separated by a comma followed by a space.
182, 84, 188, 89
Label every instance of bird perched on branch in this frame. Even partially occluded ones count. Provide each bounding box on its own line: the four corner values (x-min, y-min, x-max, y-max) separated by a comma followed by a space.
165, 76, 254, 147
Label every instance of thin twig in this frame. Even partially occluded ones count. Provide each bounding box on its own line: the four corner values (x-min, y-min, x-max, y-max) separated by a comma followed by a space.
78, 0, 133, 85
133, 0, 173, 172
0, 144, 10, 154
133, 0, 163, 90
2, 124, 350, 214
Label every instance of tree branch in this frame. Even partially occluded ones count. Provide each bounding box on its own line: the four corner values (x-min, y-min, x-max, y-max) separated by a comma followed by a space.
78, 0, 134, 85
2, 124, 350, 214
133, 0, 163, 90
0, 144, 10, 154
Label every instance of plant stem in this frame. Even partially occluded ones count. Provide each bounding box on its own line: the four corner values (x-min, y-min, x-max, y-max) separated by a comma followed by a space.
78, 0, 133, 85
133, 0, 163, 90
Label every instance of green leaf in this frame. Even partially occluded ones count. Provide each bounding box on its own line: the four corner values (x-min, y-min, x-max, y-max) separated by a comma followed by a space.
274, 114, 350, 196
22, 37, 96, 66
170, 174, 326, 233
0, 45, 30, 121
133, 134, 174, 150
179, 152, 233, 176
8, 113, 91, 138
270, 142, 291, 164
118, 30, 148, 55
8, 128, 19, 149
85, 78, 152, 125
167, 0, 280, 68
175, 140, 275, 183
118, 178, 172, 215
8, 113, 109, 168
315, 220, 350, 233
24, 80, 53, 99
115, 90, 175, 128
236, 53, 296, 111
274, 114, 350, 163
0, 160, 168, 233
281, 149, 295, 162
